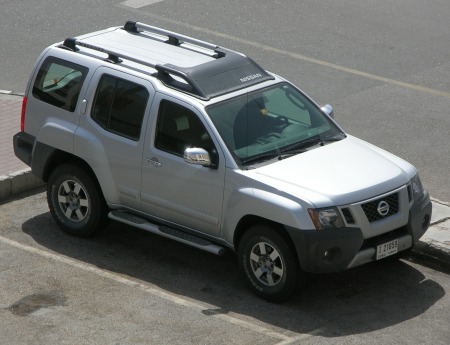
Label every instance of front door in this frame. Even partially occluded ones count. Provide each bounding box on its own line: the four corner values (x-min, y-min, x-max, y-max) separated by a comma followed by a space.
141, 96, 225, 237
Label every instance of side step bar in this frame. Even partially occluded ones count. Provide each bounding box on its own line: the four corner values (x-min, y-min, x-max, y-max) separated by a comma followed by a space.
108, 210, 226, 256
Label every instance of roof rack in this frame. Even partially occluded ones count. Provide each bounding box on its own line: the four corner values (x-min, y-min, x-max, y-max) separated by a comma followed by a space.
60, 36, 208, 98
60, 20, 274, 100
124, 21, 220, 53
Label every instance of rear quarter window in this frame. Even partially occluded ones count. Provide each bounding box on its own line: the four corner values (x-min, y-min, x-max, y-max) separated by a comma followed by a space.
32, 57, 88, 112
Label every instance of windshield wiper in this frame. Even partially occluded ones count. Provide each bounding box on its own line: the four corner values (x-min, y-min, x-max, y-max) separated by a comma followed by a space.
278, 135, 345, 159
240, 135, 345, 166
240, 152, 280, 166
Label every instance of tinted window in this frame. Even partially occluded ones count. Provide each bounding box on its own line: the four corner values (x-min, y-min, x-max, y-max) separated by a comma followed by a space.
92, 75, 149, 140
155, 100, 214, 157
32, 57, 88, 112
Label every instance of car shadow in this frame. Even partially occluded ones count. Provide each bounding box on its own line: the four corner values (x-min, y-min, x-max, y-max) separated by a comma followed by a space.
22, 212, 445, 337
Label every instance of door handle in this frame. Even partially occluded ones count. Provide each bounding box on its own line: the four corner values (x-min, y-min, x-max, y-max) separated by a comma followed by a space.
80, 99, 88, 115
146, 157, 162, 167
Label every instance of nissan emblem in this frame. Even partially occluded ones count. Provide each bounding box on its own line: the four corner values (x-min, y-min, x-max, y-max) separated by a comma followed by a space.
377, 201, 390, 216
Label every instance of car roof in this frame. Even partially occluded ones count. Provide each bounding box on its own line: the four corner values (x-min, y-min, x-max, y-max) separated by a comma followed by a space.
59, 21, 275, 100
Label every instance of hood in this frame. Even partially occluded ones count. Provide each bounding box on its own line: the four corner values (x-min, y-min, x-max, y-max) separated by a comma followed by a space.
246, 135, 416, 207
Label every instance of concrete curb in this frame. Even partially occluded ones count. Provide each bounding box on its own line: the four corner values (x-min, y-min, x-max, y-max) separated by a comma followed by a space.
412, 240, 450, 270
0, 168, 45, 200
0, 90, 24, 96
411, 199, 450, 269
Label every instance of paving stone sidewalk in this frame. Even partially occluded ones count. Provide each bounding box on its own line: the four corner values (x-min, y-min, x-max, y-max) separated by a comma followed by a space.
0, 91, 44, 198
0, 92, 449, 268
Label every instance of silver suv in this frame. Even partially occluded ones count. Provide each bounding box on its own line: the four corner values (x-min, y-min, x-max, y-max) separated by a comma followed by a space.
14, 21, 432, 302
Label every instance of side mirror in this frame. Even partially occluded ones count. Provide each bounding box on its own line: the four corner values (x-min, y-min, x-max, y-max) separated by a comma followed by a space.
321, 104, 334, 119
184, 147, 212, 167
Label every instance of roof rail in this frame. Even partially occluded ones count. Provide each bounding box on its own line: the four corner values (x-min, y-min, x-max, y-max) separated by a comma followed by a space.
59, 21, 275, 100
124, 20, 219, 52
60, 37, 207, 98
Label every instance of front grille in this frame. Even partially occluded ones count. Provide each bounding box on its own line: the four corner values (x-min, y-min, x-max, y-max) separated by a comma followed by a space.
361, 192, 399, 222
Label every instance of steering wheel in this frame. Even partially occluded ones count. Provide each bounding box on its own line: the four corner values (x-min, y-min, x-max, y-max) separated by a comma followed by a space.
275, 116, 290, 130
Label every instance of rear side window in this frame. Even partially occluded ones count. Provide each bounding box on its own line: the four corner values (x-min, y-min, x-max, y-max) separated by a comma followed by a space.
92, 75, 149, 141
32, 57, 88, 112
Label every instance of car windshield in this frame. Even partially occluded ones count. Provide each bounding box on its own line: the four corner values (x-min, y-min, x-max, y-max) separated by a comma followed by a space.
206, 82, 345, 166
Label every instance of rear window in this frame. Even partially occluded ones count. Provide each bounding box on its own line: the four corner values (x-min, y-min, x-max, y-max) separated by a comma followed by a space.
32, 57, 88, 112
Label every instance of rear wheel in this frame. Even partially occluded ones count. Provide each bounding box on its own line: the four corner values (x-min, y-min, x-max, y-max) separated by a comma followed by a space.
238, 224, 300, 302
47, 164, 108, 237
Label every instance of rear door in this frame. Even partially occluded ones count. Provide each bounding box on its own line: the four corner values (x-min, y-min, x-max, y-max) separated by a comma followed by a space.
75, 67, 155, 208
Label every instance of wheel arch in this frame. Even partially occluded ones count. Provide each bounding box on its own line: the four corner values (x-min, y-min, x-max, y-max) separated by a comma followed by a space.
39, 148, 101, 194
31, 140, 96, 184
233, 215, 296, 254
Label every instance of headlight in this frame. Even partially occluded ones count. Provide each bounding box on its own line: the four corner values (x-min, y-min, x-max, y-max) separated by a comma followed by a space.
308, 207, 345, 230
410, 174, 424, 201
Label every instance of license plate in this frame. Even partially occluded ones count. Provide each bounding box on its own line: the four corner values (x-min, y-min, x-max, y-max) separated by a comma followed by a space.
376, 239, 398, 260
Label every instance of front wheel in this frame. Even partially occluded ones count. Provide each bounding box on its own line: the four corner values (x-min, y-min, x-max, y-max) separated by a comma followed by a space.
47, 164, 108, 237
238, 225, 300, 302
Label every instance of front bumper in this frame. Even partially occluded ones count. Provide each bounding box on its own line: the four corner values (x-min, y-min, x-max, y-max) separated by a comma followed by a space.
286, 191, 432, 273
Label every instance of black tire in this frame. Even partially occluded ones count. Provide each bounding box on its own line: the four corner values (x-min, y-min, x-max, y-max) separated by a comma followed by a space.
238, 224, 300, 302
47, 164, 108, 237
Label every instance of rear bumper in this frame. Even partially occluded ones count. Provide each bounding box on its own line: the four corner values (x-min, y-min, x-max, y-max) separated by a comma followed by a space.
287, 192, 432, 273
13, 132, 35, 167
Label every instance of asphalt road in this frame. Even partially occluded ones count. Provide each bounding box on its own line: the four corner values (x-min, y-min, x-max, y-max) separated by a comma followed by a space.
1, 190, 450, 344
1, 0, 450, 202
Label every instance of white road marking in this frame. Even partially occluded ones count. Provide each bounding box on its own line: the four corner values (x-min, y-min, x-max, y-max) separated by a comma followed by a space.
0, 235, 291, 342
121, 0, 163, 9
274, 334, 316, 345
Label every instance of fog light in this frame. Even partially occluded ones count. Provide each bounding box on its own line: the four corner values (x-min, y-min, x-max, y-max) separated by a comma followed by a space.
323, 247, 340, 263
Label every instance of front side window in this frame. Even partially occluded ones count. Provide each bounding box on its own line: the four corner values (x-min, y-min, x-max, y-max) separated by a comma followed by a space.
155, 100, 215, 157
207, 82, 345, 165
92, 75, 149, 140
32, 57, 88, 112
